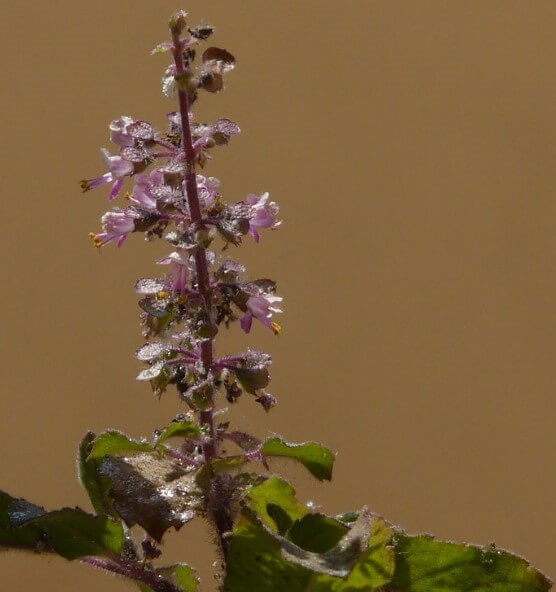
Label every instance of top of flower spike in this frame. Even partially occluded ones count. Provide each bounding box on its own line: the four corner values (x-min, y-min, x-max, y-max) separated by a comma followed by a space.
82, 9, 282, 414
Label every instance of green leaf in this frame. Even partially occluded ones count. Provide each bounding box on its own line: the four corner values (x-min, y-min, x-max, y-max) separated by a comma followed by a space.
159, 564, 199, 591
261, 437, 335, 481
0, 491, 124, 560
138, 563, 199, 592
226, 479, 393, 591
78, 431, 115, 516
224, 509, 393, 592
274, 508, 373, 578
389, 533, 552, 592
0, 491, 45, 550
23, 508, 124, 560
287, 513, 348, 553
225, 511, 310, 592
245, 477, 307, 531
156, 420, 201, 446
87, 430, 154, 459
311, 517, 395, 591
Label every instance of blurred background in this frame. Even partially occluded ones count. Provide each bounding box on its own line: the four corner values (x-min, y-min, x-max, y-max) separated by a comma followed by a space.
0, 1, 555, 590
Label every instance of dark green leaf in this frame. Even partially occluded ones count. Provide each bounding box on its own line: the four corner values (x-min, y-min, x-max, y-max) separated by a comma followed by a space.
23, 508, 124, 560
261, 437, 335, 481
88, 430, 153, 459
267, 504, 294, 536
155, 421, 201, 446
0, 491, 124, 560
288, 514, 348, 553
389, 533, 552, 592
0, 491, 45, 550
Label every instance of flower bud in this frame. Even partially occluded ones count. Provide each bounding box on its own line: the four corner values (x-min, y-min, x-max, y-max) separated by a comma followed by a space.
169, 10, 188, 36
190, 25, 214, 41
195, 226, 214, 248
256, 393, 277, 412
184, 380, 215, 410
175, 72, 197, 94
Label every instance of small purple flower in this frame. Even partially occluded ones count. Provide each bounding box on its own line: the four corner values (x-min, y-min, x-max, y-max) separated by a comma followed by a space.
89, 207, 140, 248
80, 148, 134, 200
130, 172, 160, 211
244, 192, 281, 242
197, 175, 220, 210
159, 250, 191, 294
131, 168, 185, 213
240, 293, 283, 335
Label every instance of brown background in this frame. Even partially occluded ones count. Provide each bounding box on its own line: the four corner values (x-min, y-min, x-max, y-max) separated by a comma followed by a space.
0, 1, 555, 590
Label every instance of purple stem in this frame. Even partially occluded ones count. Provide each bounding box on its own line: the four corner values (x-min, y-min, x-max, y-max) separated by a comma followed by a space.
83, 556, 181, 592
171, 31, 218, 462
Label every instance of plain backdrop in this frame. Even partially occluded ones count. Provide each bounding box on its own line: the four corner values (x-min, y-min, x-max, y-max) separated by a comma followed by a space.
0, 1, 555, 590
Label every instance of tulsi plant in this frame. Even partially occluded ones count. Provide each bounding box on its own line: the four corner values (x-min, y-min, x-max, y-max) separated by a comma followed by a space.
0, 10, 551, 592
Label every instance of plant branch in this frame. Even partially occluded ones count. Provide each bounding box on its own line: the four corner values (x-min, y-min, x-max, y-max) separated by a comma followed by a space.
83, 556, 182, 592
171, 30, 217, 462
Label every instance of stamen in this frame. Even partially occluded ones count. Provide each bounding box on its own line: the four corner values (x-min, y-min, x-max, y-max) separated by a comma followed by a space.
88, 232, 102, 249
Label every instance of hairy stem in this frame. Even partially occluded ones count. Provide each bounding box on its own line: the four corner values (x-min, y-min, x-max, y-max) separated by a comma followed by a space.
171, 32, 217, 462
83, 556, 182, 592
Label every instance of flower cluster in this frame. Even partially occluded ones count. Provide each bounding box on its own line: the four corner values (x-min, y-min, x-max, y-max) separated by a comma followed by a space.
83, 12, 281, 417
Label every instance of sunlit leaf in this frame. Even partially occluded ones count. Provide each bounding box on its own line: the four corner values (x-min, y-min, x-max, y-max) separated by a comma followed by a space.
311, 517, 395, 591
224, 508, 393, 591
245, 477, 307, 531
87, 430, 153, 459
155, 420, 201, 446
138, 562, 199, 592
159, 564, 199, 591
261, 437, 335, 481
389, 533, 552, 592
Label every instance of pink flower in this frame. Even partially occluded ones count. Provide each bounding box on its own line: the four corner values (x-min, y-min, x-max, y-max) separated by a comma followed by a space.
89, 207, 140, 248
80, 148, 134, 200
240, 293, 283, 334
130, 172, 160, 211
244, 192, 281, 242
197, 175, 220, 210
158, 251, 191, 294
